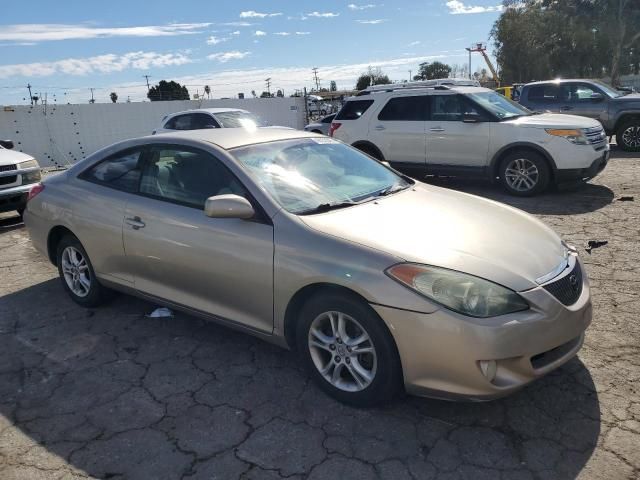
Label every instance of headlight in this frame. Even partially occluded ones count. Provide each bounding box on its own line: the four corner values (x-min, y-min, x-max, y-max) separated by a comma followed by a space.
545, 128, 590, 145
18, 159, 39, 169
21, 170, 42, 184
386, 264, 529, 318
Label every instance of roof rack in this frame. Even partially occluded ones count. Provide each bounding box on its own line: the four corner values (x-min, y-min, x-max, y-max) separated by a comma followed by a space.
355, 84, 452, 96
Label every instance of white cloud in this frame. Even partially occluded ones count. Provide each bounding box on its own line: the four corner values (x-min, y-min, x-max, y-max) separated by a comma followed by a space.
445, 1, 503, 14
295, 31, 311, 35
254, 30, 267, 36
0, 51, 192, 78
207, 51, 251, 62
305, 12, 340, 18
220, 22, 253, 27
356, 19, 388, 24
239, 10, 282, 18
231, 31, 241, 35
408, 40, 421, 46
206, 35, 228, 45
0, 23, 210, 42
274, 32, 291, 36
348, 4, 377, 10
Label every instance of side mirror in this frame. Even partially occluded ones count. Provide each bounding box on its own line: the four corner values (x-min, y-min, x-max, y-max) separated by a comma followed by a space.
0, 140, 14, 149
462, 112, 482, 123
204, 194, 255, 219
590, 92, 605, 102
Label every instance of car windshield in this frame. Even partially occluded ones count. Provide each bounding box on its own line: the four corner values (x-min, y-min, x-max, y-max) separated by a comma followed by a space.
591, 80, 623, 98
213, 111, 267, 128
467, 91, 532, 120
232, 138, 411, 214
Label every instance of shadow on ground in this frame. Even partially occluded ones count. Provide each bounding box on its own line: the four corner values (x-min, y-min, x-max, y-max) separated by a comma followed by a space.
0, 278, 601, 479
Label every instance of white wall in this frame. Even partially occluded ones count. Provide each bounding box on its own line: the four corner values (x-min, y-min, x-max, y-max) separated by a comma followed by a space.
0, 97, 306, 168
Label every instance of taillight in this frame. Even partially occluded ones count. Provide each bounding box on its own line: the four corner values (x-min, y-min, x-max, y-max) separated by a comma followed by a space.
329, 122, 342, 137
27, 183, 44, 202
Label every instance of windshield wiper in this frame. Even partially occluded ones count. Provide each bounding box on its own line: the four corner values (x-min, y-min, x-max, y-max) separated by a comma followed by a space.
299, 201, 359, 215
376, 184, 408, 197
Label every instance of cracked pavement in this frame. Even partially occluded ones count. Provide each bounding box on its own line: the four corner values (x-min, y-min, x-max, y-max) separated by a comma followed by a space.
0, 147, 638, 479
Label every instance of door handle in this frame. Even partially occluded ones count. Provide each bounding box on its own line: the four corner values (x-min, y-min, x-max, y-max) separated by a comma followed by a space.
125, 216, 145, 230
374, 125, 386, 131
429, 127, 445, 132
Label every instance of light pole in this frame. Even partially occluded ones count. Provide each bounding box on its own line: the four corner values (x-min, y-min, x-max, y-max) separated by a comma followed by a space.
465, 47, 472, 80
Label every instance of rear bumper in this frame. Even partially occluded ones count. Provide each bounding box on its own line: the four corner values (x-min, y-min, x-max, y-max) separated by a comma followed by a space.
556, 149, 610, 184
372, 258, 592, 400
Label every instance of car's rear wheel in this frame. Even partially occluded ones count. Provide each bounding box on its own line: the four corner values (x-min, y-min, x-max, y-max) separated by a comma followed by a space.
616, 119, 640, 152
499, 151, 550, 196
297, 292, 402, 407
56, 234, 112, 307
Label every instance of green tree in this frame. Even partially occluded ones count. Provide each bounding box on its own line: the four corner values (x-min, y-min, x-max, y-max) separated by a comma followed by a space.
413, 61, 452, 80
276, 89, 284, 97
204, 85, 211, 99
147, 80, 190, 101
260, 91, 273, 98
355, 66, 392, 90
109, 92, 118, 103
330, 80, 337, 91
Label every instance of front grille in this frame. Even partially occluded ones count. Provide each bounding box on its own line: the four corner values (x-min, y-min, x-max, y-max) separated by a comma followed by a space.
584, 126, 607, 147
543, 261, 583, 306
0, 175, 17, 186
0, 164, 17, 173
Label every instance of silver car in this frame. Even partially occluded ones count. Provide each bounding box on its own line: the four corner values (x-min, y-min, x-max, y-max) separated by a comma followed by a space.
303, 114, 336, 136
24, 128, 591, 406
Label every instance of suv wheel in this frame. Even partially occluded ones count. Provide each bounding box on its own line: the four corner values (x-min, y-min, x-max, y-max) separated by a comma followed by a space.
499, 151, 550, 196
56, 234, 112, 307
297, 292, 402, 407
616, 119, 640, 152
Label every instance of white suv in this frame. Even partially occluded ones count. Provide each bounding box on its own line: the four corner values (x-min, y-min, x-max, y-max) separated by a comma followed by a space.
330, 85, 610, 196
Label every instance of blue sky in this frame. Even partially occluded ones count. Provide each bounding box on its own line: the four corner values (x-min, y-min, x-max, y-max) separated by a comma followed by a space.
0, 0, 503, 104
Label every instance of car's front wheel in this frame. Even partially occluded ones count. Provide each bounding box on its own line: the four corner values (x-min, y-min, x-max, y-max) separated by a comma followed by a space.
56, 234, 112, 307
297, 292, 402, 407
616, 119, 640, 152
499, 150, 550, 196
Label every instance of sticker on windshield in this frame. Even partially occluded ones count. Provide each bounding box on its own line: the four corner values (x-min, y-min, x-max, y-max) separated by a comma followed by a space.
311, 137, 339, 144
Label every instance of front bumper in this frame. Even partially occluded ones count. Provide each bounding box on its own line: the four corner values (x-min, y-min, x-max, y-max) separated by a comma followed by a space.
0, 183, 34, 213
373, 258, 592, 400
556, 148, 610, 184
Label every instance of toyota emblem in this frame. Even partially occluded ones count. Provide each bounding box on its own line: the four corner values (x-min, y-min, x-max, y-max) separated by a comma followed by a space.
569, 274, 578, 290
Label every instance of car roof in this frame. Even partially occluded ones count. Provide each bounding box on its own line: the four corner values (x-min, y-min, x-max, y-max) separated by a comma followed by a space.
345, 85, 493, 101
151, 127, 319, 150
165, 108, 248, 117
524, 79, 597, 86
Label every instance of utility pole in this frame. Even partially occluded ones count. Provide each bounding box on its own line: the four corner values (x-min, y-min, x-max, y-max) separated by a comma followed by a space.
265, 78, 272, 96
27, 83, 34, 105
465, 47, 472, 80
312, 67, 321, 91
89, 88, 95, 104
143, 75, 152, 92
408, 70, 412, 82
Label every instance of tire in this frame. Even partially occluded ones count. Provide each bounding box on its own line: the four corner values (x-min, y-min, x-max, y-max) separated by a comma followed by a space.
56, 234, 112, 308
616, 118, 640, 152
355, 144, 383, 162
297, 292, 402, 407
499, 150, 550, 196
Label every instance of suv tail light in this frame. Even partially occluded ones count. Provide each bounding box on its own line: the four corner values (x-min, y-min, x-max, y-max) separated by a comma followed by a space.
27, 183, 44, 202
329, 122, 342, 137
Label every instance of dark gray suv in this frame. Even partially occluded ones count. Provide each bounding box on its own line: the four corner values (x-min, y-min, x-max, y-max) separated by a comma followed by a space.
519, 79, 640, 151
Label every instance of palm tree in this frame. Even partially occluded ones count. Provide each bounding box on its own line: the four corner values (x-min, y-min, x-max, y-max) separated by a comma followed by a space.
204, 85, 211, 99
110, 92, 118, 103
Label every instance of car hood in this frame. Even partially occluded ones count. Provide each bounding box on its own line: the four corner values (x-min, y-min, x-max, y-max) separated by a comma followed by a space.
611, 93, 640, 106
506, 113, 601, 129
0, 149, 35, 167
300, 184, 566, 292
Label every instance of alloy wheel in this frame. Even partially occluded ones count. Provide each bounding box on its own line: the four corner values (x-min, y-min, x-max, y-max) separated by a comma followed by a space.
308, 311, 377, 392
504, 158, 540, 192
622, 125, 640, 149
61, 246, 91, 297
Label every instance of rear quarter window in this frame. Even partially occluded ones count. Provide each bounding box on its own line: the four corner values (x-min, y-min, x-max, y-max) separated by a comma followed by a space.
335, 100, 374, 120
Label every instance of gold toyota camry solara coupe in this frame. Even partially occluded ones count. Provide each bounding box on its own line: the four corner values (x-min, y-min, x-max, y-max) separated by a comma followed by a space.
24, 127, 592, 406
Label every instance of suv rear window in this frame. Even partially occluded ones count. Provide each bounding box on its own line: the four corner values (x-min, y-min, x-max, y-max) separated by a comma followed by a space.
378, 96, 428, 121
335, 100, 374, 120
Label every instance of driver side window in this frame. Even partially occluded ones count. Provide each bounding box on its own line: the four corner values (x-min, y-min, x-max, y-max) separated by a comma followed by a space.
139, 147, 246, 208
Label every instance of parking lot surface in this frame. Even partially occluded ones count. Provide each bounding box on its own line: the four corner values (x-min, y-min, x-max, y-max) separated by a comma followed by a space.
1, 148, 638, 480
